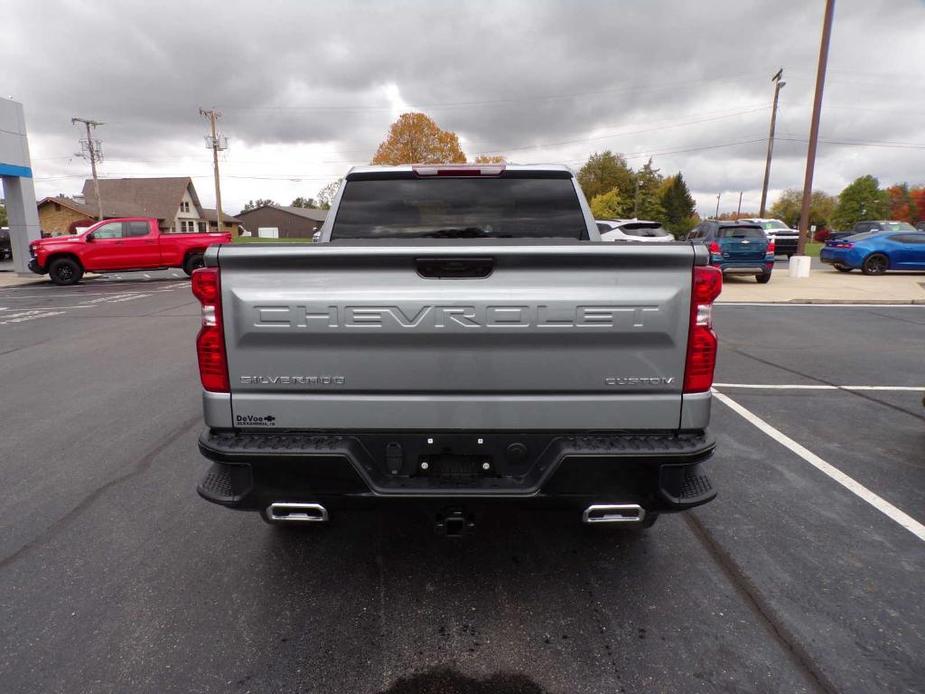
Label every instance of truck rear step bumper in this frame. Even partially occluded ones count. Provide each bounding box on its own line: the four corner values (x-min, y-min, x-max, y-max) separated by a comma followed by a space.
197, 429, 716, 514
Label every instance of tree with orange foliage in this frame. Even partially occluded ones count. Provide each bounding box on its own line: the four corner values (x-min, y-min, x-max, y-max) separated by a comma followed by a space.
371, 113, 466, 165
886, 183, 918, 223
473, 154, 506, 164
910, 186, 925, 225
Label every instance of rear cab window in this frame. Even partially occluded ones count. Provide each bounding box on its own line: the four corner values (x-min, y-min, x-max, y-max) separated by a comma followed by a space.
330, 172, 589, 240
717, 226, 765, 239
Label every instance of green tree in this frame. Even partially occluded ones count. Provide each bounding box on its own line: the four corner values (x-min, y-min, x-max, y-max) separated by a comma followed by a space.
577, 151, 635, 216
589, 189, 624, 219
241, 198, 276, 212
316, 180, 342, 210
291, 196, 317, 208
634, 158, 664, 221
0, 200, 7, 226
832, 175, 890, 230
371, 112, 466, 165
769, 189, 836, 229
658, 173, 697, 237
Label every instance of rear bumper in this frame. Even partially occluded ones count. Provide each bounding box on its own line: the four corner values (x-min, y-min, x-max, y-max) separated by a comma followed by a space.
196, 429, 716, 514
714, 261, 773, 275
819, 248, 859, 267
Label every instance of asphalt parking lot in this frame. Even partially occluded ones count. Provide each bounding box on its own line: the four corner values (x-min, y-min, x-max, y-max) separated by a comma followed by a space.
0, 272, 923, 694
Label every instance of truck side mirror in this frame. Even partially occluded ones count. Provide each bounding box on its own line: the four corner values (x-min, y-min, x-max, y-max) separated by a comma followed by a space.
86, 232, 95, 242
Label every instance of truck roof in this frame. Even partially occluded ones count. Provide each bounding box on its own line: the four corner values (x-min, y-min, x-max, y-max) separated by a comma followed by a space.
345, 163, 575, 177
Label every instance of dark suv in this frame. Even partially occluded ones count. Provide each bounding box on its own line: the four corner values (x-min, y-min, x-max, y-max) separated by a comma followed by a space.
0, 228, 12, 261
687, 220, 775, 283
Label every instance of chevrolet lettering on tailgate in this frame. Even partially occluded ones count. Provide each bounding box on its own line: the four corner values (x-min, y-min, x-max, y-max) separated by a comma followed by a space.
252, 304, 661, 329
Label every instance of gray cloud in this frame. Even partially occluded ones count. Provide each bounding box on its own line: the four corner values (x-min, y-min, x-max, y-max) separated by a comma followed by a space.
5, 0, 924, 214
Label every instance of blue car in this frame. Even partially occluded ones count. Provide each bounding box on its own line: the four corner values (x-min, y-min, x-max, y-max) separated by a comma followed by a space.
820, 227, 925, 275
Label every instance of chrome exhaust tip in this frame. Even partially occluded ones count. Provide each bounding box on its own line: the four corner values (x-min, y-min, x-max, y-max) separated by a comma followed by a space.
266, 502, 329, 523
582, 504, 645, 524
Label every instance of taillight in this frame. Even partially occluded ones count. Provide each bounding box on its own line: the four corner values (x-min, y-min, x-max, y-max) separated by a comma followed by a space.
192, 267, 229, 393
767, 240, 776, 254
709, 240, 720, 254
683, 266, 722, 393
833, 242, 854, 249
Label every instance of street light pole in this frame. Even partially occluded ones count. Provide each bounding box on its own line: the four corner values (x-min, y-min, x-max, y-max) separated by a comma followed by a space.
759, 69, 785, 217
714, 193, 721, 219
797, 0, 835, 256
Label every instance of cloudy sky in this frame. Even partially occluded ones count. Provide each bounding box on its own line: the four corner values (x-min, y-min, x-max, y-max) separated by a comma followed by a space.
4, 0, 924, 216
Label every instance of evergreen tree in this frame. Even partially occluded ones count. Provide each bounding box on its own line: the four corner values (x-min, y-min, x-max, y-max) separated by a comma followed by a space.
658, 173, 697, 237
634, 158, 664, 221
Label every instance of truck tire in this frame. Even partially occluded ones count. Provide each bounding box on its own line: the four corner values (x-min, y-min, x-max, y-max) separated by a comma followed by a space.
755, 272, 772, 284
48, 257, 84, 286
183, 253, 205, 277
861, 253, 888, 275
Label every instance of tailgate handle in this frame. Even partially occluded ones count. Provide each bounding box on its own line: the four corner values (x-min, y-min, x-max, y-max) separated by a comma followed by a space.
416, 257, 494, 279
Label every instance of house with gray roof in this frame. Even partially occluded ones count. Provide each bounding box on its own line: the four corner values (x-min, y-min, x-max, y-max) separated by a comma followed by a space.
235, 204, 327, 239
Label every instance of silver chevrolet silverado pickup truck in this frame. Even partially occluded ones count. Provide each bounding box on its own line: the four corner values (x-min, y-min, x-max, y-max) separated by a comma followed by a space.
193, 163, 721, 534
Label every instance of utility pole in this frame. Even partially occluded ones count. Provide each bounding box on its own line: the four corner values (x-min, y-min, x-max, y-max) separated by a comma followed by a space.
72, 117, 104, 220
759, 69, 785, 217
736, 191, 743, 219
200, 108, 227, 231
797, 0, 835, 255
714, 194, 721, 219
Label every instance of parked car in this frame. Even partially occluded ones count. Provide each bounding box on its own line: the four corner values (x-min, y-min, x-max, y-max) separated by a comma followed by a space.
687, 220, 775, 283
738, 218, 800, 257
596, 219, 674, 242
829, 220, 918, 242
0, 227, 11, 260
820, 230, 925, 274
28, 217, 232, 285
193, 163, 721, 533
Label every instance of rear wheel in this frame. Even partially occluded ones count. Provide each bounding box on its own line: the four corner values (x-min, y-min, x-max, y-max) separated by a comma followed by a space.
833, 263, 853, 273
861, 253, 888, 275
756, 272, 772, 284
183, 252, 205, 276
48, 257, 83, 286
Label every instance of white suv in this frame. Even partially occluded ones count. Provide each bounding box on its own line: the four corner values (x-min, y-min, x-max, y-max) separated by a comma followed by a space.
596, 219, 674, 243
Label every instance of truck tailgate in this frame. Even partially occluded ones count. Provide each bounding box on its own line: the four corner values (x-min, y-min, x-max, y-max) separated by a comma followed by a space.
216, 241, 696, 431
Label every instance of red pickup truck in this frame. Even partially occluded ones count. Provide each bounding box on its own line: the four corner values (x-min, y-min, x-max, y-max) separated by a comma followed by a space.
29, 217, 232, 285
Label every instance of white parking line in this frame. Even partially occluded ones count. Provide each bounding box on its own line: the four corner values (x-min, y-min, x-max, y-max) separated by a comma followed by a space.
713, 390, 925, 542
714, 383, 925, 392
0, 310, 67, 325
